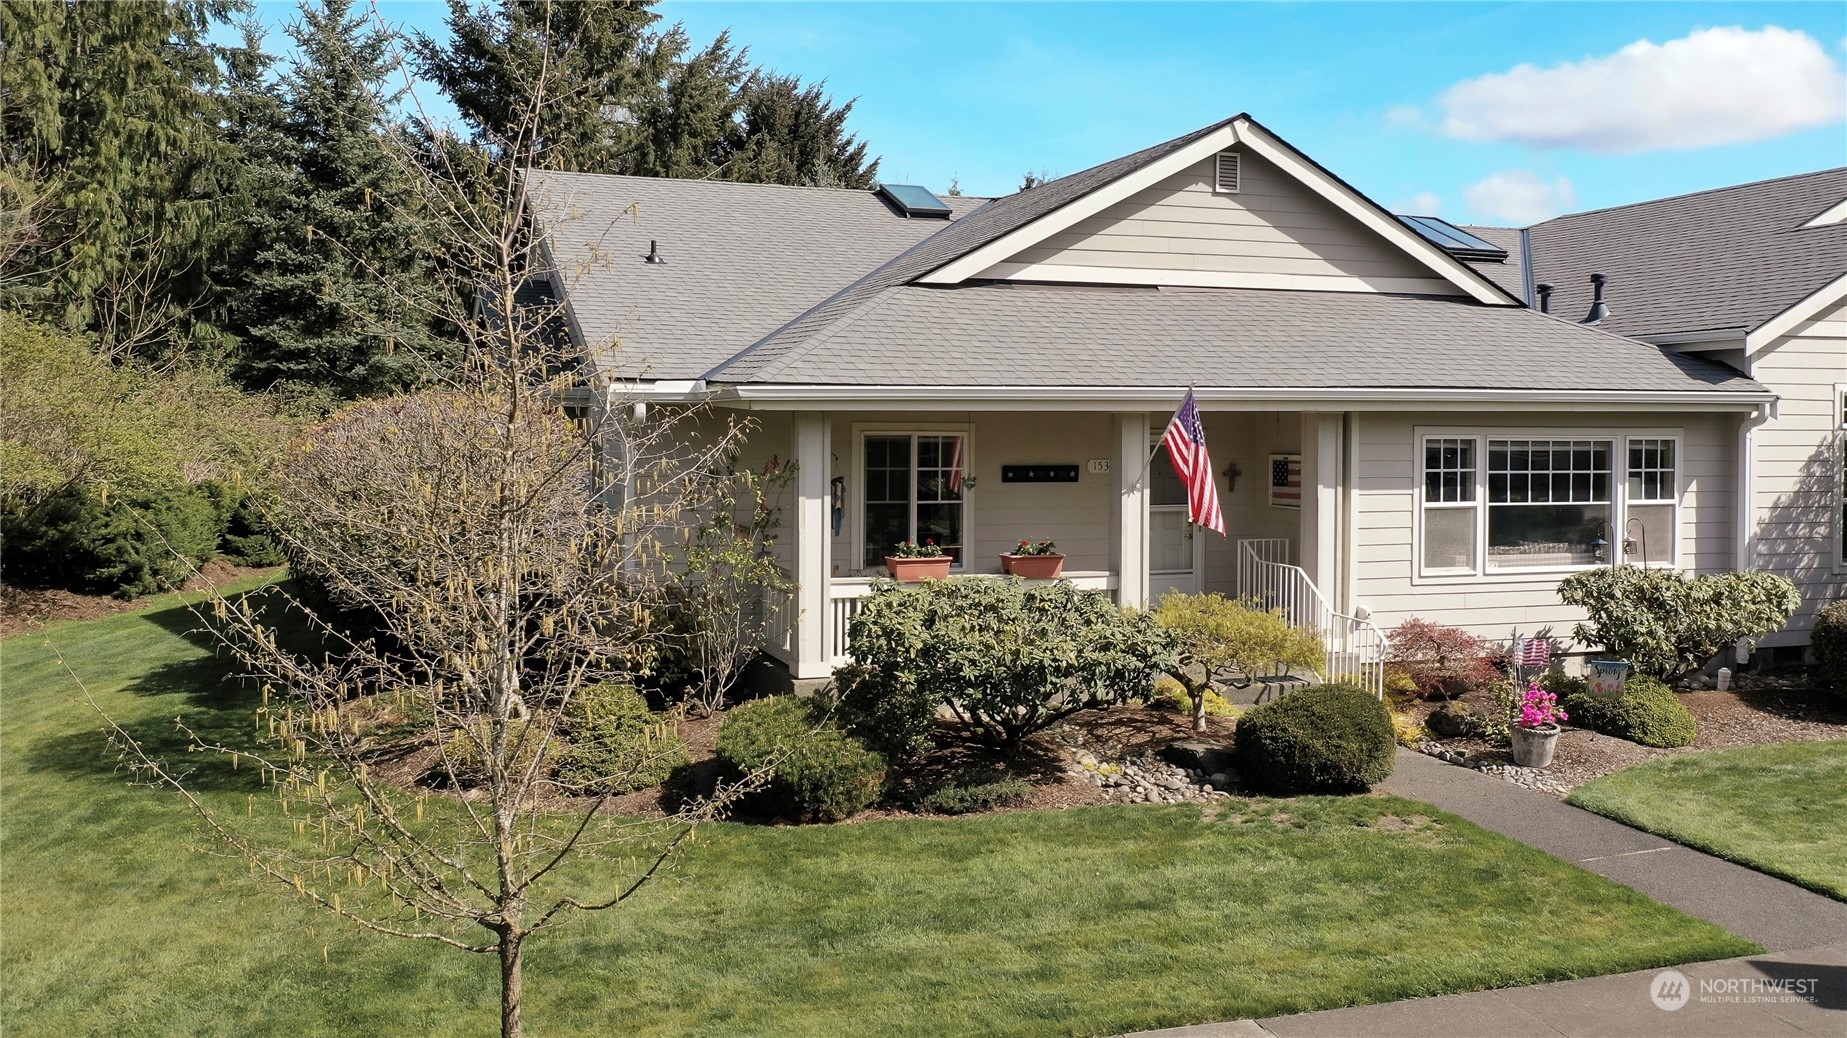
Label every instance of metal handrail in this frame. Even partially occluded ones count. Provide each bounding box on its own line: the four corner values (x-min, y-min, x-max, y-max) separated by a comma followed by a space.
1236, 539, 1388, 698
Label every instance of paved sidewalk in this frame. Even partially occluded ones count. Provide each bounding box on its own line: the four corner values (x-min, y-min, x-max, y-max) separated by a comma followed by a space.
1380, 750, 1847, 952
1121, 749, 1847, 1038
1124, 941, 1847, 1037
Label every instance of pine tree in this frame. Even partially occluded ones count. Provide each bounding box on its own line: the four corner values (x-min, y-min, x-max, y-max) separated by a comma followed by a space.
0, 0, 256, 358
233, 0, 445, 399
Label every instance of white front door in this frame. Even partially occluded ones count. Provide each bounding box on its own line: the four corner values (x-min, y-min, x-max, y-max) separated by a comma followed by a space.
1148, 442, 1204, 599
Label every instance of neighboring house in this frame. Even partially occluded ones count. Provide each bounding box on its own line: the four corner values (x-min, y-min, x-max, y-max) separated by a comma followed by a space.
524, 113, 1844, 683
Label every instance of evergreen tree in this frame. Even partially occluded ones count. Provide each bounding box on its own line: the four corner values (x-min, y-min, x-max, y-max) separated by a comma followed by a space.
412, 0, 878, 186
718, 71, 877, 188
233, 0, 445, 399
0, 0, 255, 358
413, 0, 673, 172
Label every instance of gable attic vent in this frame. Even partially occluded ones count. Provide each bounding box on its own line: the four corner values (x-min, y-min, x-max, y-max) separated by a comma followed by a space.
1214, 151, 1241, 194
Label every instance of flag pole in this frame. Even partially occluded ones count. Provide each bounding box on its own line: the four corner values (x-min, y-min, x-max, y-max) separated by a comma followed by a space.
1135, 386, 1194, 490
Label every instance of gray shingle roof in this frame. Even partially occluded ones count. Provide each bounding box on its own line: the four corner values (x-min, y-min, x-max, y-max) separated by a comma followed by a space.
1459, 225, 1527, 301
705, 116, 1243, 379
714, 281, 1759, 393
1520, 168, 1847, 339
523, 171, 988, 378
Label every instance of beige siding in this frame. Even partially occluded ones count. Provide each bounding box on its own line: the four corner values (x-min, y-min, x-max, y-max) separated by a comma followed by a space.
1201, 412, 1303, 592
1349, 410, 1738, 649
1749, 297, 1847, 646
979, 148, 1463, 296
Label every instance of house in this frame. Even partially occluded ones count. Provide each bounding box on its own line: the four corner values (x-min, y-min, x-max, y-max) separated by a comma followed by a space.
523, 113, 1845, 684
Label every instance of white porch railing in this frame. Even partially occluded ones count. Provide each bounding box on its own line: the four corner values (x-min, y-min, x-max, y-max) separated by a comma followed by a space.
824, 571, 1120, 667
763, 570, 796, 667
1236, 539, 1388, 698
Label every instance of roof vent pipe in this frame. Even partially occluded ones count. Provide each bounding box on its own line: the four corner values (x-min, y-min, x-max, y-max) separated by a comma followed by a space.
1535, 283, 1553, 315
643, 240, 666, 265
1580, 272, 1609, 325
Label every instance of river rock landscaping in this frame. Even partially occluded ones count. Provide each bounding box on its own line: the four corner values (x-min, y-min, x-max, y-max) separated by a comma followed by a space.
1407, 671, 1847, 797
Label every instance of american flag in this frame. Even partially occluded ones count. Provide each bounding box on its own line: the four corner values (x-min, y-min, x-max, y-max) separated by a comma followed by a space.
1161, 391, 1225, 536
948, 435, 966, 494
1270, 454, 1302, 508
1518, 637, 1551, 670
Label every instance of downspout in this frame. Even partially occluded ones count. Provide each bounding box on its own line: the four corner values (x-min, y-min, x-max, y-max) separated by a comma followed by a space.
1735, 401, 1773, 571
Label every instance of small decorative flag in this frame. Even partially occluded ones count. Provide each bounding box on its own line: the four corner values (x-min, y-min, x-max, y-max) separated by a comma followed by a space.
1270, 454, 1302, 508
1161, 391, 1225, 536
1519, 637, 1551, 670
948, 435, 966, 494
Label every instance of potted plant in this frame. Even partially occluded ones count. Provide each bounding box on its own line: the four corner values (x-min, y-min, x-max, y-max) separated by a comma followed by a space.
884, 540, 952, 581
1000, 538, 1066, 579
1509, 679, 1569, 768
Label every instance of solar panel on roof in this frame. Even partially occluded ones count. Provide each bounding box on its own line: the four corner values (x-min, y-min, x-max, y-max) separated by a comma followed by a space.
1397, 215, 1509, 261
877, 183, 953, 218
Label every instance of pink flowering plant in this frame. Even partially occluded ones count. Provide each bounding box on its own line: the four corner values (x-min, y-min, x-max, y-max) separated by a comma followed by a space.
1010, 538, 1059, 556
1516, 679, 1569, 730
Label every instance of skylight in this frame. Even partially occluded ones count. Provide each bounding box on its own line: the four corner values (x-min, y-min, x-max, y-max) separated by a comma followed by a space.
877, 183, 953, 218
1397, 215, 1510, 262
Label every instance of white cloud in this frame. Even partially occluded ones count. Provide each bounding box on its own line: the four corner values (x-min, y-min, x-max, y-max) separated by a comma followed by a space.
1464, 171, 1578, 224
1435, 26, 1846, 153
1401, 191, 1444, 216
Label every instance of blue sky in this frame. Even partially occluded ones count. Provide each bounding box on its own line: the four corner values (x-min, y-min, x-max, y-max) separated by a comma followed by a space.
250, 1, 1847, 225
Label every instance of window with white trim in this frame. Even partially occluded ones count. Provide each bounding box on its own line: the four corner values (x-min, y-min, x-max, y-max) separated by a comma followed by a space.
1421, 438, 1477, 572
1624, 438, 1677, 566
862, 433, 967, 568
1486, 439, 1612, 571
1417, 430, 1680, 578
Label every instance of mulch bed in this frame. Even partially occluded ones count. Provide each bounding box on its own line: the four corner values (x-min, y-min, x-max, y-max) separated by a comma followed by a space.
1, 560, 283, 638
1409, 674, 1847, 794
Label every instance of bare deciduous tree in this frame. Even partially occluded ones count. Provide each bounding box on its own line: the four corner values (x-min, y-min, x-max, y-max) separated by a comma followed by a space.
87, 17, 769, 1037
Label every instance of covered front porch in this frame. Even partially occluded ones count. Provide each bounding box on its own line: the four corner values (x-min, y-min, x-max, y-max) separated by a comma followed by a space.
747, 407, 1377, 685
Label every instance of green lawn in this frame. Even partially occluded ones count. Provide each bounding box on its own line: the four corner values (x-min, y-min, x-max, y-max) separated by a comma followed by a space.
3, 587, 1756, 1037
1569, 739, 1847, 901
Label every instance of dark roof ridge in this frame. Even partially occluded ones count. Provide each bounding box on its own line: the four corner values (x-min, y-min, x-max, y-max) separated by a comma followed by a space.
524, 167, 991, 200
1530, 166, 1847, 229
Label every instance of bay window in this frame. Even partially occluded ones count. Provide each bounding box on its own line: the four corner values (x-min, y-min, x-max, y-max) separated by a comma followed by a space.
1417, 430, 1680, 579
862, 432, 967, 568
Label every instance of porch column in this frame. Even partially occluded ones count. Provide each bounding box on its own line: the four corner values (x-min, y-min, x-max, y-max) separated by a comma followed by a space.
1299, 413, 1343, 606
1113, 412, 1150, 609
792, 411, 832, 679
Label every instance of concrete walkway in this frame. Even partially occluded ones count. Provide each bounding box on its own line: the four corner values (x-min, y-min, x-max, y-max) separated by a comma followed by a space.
1121, 749, 1847, 1038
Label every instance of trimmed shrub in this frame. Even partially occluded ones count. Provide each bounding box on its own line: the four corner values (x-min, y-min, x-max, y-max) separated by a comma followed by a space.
2, 482, 237, 597
1561, 676, 1697, 748
1233, 683, 1396, 793
1385, 618, 1500, 699
834, 660, 939, 762
554, 683, 690, 796
1813, 599, 1847, 694
840, 577, 1174, 757
1558, 567, 1801, 681
916, 776, 1035, 815
716, 697, 886, 822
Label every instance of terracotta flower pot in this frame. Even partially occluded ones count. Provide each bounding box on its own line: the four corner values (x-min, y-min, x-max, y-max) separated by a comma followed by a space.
885, 556, 952, 582
1510, 724, 1559, 768
1000, 553, 1066, 579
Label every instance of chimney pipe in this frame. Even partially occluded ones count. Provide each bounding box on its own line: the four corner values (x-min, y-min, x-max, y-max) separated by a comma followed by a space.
643, 240, 666, 265
1535, 283, 1553, 315
1580, 272, 1609, 325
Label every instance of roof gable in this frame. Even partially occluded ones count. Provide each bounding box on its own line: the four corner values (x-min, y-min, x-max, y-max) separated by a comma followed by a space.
972, 147, 1466, 296
917, 116, 1514, 304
